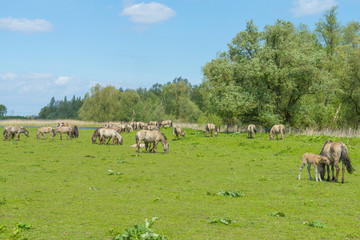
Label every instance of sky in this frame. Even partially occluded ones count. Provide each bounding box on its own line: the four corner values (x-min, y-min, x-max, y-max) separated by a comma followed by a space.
0, 0, 359, 116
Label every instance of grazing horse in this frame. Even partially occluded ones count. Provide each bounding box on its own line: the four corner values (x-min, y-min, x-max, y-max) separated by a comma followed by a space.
135, 130, 169, 154
173, 126, 185, 140
247, 124, 256, 139
99, 128, 123, 145
319, 140, 355, 183
71, 125, 79, 138
146, 124, 158, 131
298, 153, 331, 182
37, 127, 56, 140
148, 121, 158, 126
269, 124, 285, 140
205, 123, 218, 137
55, 126, 73, 140
3, 126, 29, 141
125, 124, 133, 133
91, 127, 103, 144
159, 120, 173, 128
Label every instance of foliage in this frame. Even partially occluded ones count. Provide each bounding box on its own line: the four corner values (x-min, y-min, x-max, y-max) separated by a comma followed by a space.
208, 217, 236, 225
303, 220, 326, 228
112, 217, 167, 240
0, 104, 7, 117
39, 95, 83, 119
269, 211, 285, 217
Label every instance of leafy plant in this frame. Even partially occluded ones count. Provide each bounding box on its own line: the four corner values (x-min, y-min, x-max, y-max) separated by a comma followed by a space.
216, 190, 245, 198
269, 211, 285, 217
0, 197, 6, 205
303, 220, 326, 228
112, 217, 167, 240
108, 170, 123, 175
208, 217, 236, 225
11, 222, 31, 238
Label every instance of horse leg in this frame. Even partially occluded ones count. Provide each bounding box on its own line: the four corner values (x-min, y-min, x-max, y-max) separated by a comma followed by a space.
298, 162, 306, 180
334, 161, 340, 182
153, 141, 159, 153
307, 164, 313, 180
331, 164, 335, 181
106, 137, 111, 145
316, 165, 322, 182
136, 141, 141, 153
341, 162, 345, 183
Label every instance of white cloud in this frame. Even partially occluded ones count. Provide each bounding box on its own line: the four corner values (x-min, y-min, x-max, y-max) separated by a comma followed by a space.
120, 2, 176, 24
55, 76, 71, 85
0, 17, 54, 33
291, 0, 337, 17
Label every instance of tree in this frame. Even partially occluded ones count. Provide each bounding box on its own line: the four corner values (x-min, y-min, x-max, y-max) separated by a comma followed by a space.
0, 104, 7, 117
79, 84, 121, 121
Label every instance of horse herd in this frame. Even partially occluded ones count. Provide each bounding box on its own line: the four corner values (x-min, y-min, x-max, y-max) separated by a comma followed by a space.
1, 121, 355, 183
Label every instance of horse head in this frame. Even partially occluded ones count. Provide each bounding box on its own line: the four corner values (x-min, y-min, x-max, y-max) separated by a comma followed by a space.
24, 129, 29, 137
51, 129, 56, 137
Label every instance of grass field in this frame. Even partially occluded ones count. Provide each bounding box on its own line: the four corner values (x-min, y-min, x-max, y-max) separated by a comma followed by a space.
0, 127, 359, 239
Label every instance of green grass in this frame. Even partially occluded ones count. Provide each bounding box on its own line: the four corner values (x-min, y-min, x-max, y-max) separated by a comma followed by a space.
0, 128, 360, 239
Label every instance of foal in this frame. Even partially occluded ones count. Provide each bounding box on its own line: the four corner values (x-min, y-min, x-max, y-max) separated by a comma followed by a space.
298, 153, 330, 182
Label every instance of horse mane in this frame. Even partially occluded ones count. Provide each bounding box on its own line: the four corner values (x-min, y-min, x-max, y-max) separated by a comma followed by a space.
160, 131, 167, 141
319, 140, 332, 156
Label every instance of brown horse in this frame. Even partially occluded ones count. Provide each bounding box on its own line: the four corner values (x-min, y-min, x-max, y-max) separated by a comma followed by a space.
98, 128, 123, 145
205, 123, 218, 137
298, 153, 331, 182
159, 120, 173, 128
3, 126, 29, 141
269, 124, 285, 140
135, 130, 169, 154
319, 140, 355, 183
145, 124, 158, 131
173, 126, 185, 140
37, 127, 56, 140
247, 124, 256, 139
91, 127, 103, 144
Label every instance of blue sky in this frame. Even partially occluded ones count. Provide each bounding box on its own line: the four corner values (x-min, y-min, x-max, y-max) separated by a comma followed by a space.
0, 0, 359, 116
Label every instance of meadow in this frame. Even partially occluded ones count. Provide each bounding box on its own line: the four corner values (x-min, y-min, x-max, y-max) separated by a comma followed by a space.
0, 126, 359, 239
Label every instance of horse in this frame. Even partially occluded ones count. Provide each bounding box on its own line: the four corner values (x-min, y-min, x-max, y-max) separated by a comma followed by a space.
125, 124, 133, 133
3, 126, 29, 141
269, 124, 285, 140
159, 120, 173, 128
37, 127, 56, 140
146, 124, 158, 131
70, 125, 79, 138
55, 126, 73, 140
173, 126, 185, 140
91, 127, 103, 144
298, 153, 331, 182
247, 124, 256, 139
319, 140, 355, 183
148, 121, 158, 126
135, 130, 169, 154
205, 123, 218, 137
98, 128, 123, 145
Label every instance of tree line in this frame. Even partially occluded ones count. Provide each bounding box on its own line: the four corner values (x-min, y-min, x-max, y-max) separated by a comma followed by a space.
37, 7, 360, 129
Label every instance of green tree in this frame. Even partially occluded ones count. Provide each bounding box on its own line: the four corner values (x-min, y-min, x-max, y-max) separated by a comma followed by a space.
79, 84, 121, 121
0, 104, 7, 117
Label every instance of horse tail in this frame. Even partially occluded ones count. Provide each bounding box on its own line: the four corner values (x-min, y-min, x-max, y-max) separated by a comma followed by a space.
205, 124, 209, 132
341, 146, 355, 174
73, 125, 79, 138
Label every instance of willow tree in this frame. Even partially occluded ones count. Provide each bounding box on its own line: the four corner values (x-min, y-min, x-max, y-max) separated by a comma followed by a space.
79, 84, 121, 121
203, 19, 325, 127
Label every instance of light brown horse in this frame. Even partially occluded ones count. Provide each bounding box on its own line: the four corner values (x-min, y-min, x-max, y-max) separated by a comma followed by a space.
269, 124, 285, 140
298, 153, 331, 182
173, 126, 185, 140
3, 126, 29, 141
247, 124, 256, 139
37, 127, 56, 140
319, 140, 355, 183
135, 130, 169, 154
205, 123, 218, 137
146, 124, 158, 131
159, 120, 173, 128
148, 121, 158, 126
55, 126, 73, 140
99, 128, 123, 145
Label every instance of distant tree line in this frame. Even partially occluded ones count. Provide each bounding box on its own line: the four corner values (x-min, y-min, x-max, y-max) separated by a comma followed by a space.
38, 7, 360, 129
